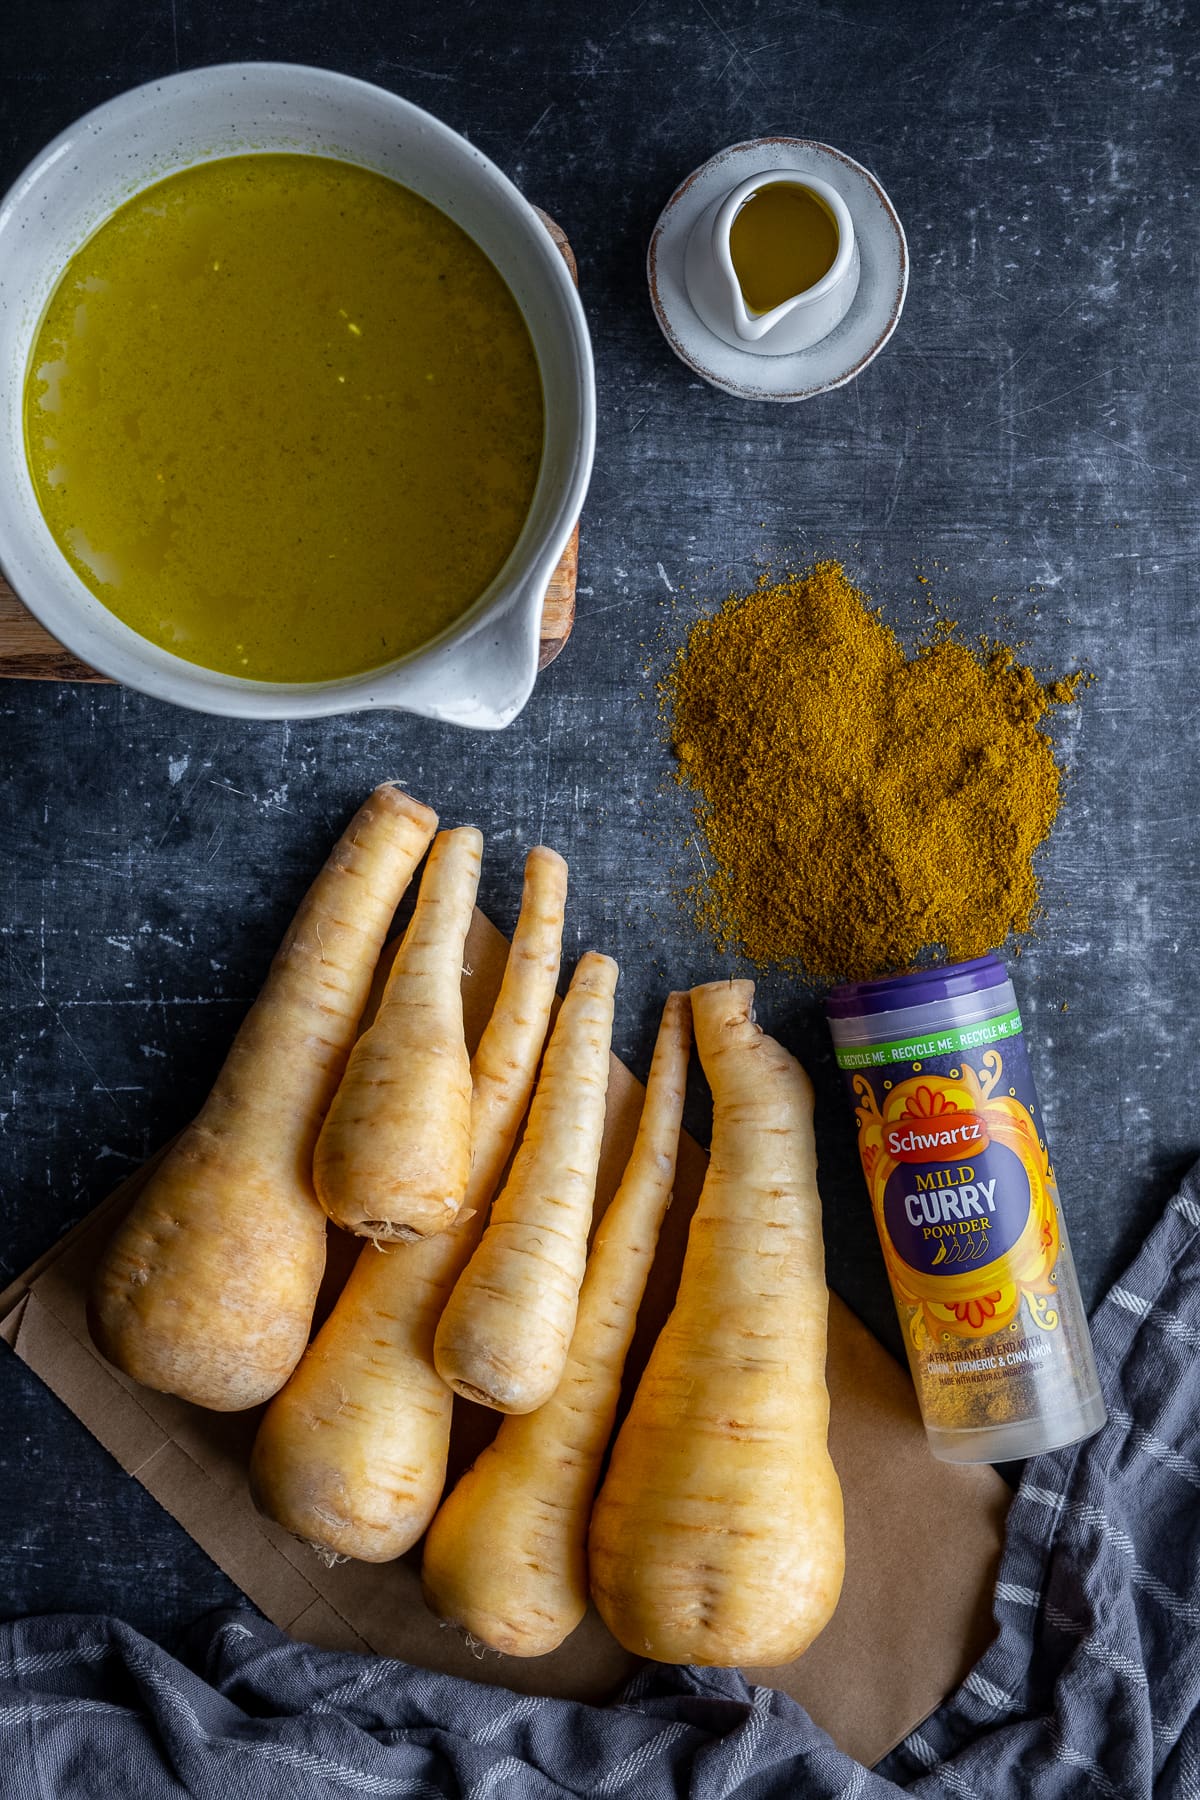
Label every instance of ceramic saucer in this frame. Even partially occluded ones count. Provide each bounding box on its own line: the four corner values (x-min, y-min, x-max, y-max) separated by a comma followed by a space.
648, 138, 908, 402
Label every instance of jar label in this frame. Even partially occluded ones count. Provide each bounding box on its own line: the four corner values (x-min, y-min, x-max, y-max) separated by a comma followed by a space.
834, 1007, 1022, 1071
882, 1142, 1031, 1276
844, 1019, 1063, 1341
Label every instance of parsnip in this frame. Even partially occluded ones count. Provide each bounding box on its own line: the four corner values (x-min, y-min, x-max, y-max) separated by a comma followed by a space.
422, 991, 690, 1653
314, 826, 481, 1241
249, 847, 568, 1561
88, 785, 437, 1412
434, 952, 618, 1414
588, 979, 844, 1667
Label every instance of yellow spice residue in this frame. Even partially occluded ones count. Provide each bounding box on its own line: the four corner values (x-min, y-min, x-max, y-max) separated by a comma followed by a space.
666, 560, 1082, 982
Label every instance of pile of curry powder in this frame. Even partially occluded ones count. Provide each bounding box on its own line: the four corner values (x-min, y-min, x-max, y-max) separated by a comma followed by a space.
666, 561, 1081, 982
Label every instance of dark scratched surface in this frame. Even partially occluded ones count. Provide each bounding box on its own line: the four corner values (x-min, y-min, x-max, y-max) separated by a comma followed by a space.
2, 0, 1197, 1642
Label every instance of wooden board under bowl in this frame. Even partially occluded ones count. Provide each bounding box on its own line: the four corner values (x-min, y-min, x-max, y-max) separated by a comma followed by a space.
0, 210, 580, 682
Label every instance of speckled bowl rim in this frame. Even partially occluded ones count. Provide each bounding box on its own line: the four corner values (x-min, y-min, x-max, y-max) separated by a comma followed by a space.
647, 137, 909, 403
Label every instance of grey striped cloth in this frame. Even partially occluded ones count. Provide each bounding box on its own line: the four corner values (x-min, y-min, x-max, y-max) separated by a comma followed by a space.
4, 1169, 1200, 1797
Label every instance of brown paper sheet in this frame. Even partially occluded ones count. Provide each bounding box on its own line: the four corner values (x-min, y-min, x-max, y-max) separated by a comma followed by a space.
0, 909, 1011, 1766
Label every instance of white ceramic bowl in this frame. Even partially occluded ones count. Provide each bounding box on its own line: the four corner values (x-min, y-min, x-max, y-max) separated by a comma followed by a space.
0, 64, 595, 726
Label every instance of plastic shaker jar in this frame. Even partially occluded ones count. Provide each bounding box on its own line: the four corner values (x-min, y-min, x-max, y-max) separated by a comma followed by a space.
826, 956, 1106, 1463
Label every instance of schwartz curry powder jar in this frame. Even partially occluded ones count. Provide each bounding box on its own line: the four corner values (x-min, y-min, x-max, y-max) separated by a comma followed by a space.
827, 957, 1106, 1463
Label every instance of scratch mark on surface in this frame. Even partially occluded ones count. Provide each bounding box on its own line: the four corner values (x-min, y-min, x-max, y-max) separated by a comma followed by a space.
882, 438, 909, 529
584, 600, 635, 620
9, 954, 131, 1122
516, 104, 554, 155
1012, 371, 1110, 420
995, 296, 1081, 386
602, 0, 649, 51
155, 766, 208, 850
696, 0, 768, 93
44, 997, 252, 1009
537, 708, 557, 845
1093, 434, 1158, 474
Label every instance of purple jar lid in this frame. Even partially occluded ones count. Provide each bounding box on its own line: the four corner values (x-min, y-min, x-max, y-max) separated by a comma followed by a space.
825, 955, 1010, 1019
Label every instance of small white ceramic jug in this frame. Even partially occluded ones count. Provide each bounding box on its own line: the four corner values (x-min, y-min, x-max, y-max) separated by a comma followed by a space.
684, 169, 860, 357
